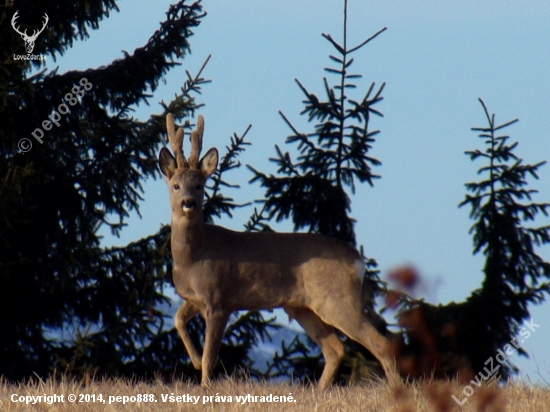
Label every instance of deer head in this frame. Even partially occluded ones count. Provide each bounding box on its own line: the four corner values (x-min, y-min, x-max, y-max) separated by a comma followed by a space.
159, 114, 218, 221
11, 11, 49, 54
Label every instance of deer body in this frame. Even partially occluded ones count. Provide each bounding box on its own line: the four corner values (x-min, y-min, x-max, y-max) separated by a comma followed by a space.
172, 224, 364, 312
160, 114, 399, 389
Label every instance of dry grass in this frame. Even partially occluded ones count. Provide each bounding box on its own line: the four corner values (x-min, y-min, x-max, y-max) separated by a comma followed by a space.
1, 378, 549, 411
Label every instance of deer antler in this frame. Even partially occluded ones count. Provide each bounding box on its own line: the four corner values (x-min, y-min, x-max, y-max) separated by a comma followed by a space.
188, 115, 204, 170
11, 11, 26, 37
33, 13, 49, 40
11, 11, 49, 40
166, 114, 188, 169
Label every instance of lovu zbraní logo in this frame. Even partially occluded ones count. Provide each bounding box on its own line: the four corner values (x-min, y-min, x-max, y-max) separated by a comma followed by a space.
11, 10, 48, 61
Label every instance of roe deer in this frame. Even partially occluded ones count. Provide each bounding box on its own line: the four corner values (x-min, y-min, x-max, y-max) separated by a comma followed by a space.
159, 113, 399, 389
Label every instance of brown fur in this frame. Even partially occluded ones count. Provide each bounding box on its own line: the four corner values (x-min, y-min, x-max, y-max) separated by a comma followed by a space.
159, 114, 399, 389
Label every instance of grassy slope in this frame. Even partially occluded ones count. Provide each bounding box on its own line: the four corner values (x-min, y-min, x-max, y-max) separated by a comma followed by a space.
1, 379, 549, 411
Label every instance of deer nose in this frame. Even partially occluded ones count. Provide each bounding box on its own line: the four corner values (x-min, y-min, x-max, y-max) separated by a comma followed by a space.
181, 199, 197, 213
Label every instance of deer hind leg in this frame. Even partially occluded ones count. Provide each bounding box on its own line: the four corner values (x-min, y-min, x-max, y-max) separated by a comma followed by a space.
174, 300, 203, 370
314, 303, 400, 386
201, 309, 230, 387
284, 306, 345, 390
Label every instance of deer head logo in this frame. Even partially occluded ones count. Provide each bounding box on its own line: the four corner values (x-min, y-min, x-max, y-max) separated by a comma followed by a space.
11, 11, 49, 54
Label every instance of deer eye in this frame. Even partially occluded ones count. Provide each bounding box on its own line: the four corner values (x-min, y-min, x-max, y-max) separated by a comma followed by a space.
173, 184, 180, 190
195, 184, 203, 191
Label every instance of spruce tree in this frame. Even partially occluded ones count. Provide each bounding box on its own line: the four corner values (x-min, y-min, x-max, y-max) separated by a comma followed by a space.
459, 99, 550, 377
248, 0, 388, 384
0, 0, 274, 382
393, 99, 550, 380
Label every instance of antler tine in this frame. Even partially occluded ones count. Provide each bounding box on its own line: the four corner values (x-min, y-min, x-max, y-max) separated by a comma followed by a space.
11, 11, 25, 36
188, 115, 204, 169
166, 113, 188, 168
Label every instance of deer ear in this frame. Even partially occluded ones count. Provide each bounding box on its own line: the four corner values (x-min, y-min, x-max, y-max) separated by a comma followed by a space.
199, 148, 218, 178
159, 147, 177, 179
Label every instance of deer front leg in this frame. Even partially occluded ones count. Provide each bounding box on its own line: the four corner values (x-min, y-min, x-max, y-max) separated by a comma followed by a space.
174, 300, 203, 370
201, 309, 230, 387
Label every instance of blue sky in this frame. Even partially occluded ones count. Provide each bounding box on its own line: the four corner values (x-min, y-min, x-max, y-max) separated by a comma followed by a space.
43, 0, 550, 384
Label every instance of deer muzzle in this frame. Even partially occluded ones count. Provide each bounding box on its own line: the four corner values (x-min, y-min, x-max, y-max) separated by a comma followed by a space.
181, 199, 197, 214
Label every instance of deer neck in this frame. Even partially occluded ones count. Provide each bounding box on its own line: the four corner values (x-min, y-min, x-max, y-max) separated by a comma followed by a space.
170, 212, 206, 267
